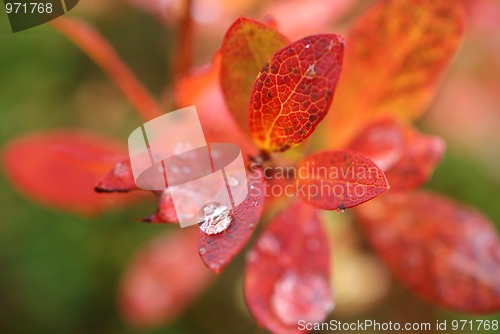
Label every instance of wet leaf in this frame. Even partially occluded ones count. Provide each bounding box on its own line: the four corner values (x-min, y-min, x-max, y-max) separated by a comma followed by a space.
323, 0, 465, 147
221, 17, 289, 135
355, 191, 500, 313
297, 150, 389, 210
199, 168, 266, 274
2, 131, 131, 214
249, 34, 344, 152
95, 159, 137, 192
120, 229, 214, 327
245, 201, 333, 334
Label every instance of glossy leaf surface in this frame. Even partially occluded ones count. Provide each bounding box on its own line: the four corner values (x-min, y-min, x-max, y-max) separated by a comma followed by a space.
245, 201, 333, 334
249, 34, 344, 152
95, 159, 137, 192
297, 150, 389, 210
221, 17, 289, 134
355, 191, 500, 313
199, 168, 266, 273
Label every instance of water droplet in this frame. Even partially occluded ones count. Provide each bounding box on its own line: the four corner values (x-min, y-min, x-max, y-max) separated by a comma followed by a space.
271, 271, 334, 325
227, 176, 239, 187
209, 263, 220, 272
197, 202, 232, 235
336, 205, 346, 214
199, 247, 206, 255
252, 200, 259, 207
305, 44, 310, 49
182, 166, 191, 174
305, 63, 316, 77
258, 233, 280, 254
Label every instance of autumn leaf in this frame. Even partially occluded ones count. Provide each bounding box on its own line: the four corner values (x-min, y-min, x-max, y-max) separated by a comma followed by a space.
297, 150, 389, 210
142, 190, 178, 224
2, 131, 132, 214
199, 168, 265, 273
249, 34, 344, 152
355, 191, 500, 313
321, 0, 465, 147
221, 17, 289, 135
384, 129, 445, 191
244, 201, 333, 334
95, 159, 137, 192
120, 228, 214, 327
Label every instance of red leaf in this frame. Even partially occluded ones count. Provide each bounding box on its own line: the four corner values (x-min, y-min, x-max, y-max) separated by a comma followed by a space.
2, 131, 131, 214
199, 168, 266, 273
220, 17, 289, 135
385, 129, 445, 191
249, 34, 344, 152
347, 117, 405, 171
142, 190, 179, 224
95, 159, 137, 192
297, 150, 390, 210
355, 191, 500, 313
120, 228, 214, 327
244, 201, 333, 334
348, 119, 445, 191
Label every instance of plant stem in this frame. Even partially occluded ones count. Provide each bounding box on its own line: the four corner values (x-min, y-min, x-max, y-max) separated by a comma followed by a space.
50, 17, 164, 121
172, 0, 194, 78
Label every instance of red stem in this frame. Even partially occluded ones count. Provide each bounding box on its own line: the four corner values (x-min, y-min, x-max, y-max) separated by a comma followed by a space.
50, 17, 164, 121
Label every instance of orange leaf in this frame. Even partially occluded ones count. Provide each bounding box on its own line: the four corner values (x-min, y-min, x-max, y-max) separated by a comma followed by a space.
249, 34, 344, 152
199, 168, 265, 273
322, 0, 465, 147
120, 229, 214, 327
244, 201, 333, 334
2, 131, 131, 215
297, 150, 389, 210
220, 17, 289, 135
355, 191, 500, 313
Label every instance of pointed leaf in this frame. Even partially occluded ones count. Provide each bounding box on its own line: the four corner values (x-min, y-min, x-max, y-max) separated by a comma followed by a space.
120, 229, 214, 327
199, 168, 265, 273
244, 201, 333, 334
2, 131, 131, 214
249, 34, 344, 152
355, 191, 500, 313
220, 17, 289, 135
323, 0, 465, 146
95, 159, 137, 192
297, 150, 389, 210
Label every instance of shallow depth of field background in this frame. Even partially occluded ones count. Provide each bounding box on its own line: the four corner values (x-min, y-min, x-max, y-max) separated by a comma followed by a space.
1, 0, 500, 333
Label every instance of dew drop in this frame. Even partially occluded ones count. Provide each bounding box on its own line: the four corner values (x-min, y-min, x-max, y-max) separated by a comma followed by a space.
197, 202, 232, 235
271, 271, 334, 325
170, 164, 181, 174
258, 233, 281, 254
173, 141, 194, 156
305, 44, 310, 49
227, 176, 239, 187
199, 247, 206, 255
182, 166, 192, 174
336, 208, 345, 214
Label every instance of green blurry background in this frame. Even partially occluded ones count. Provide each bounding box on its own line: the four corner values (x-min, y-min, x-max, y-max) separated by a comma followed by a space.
1, 1, 499, 333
